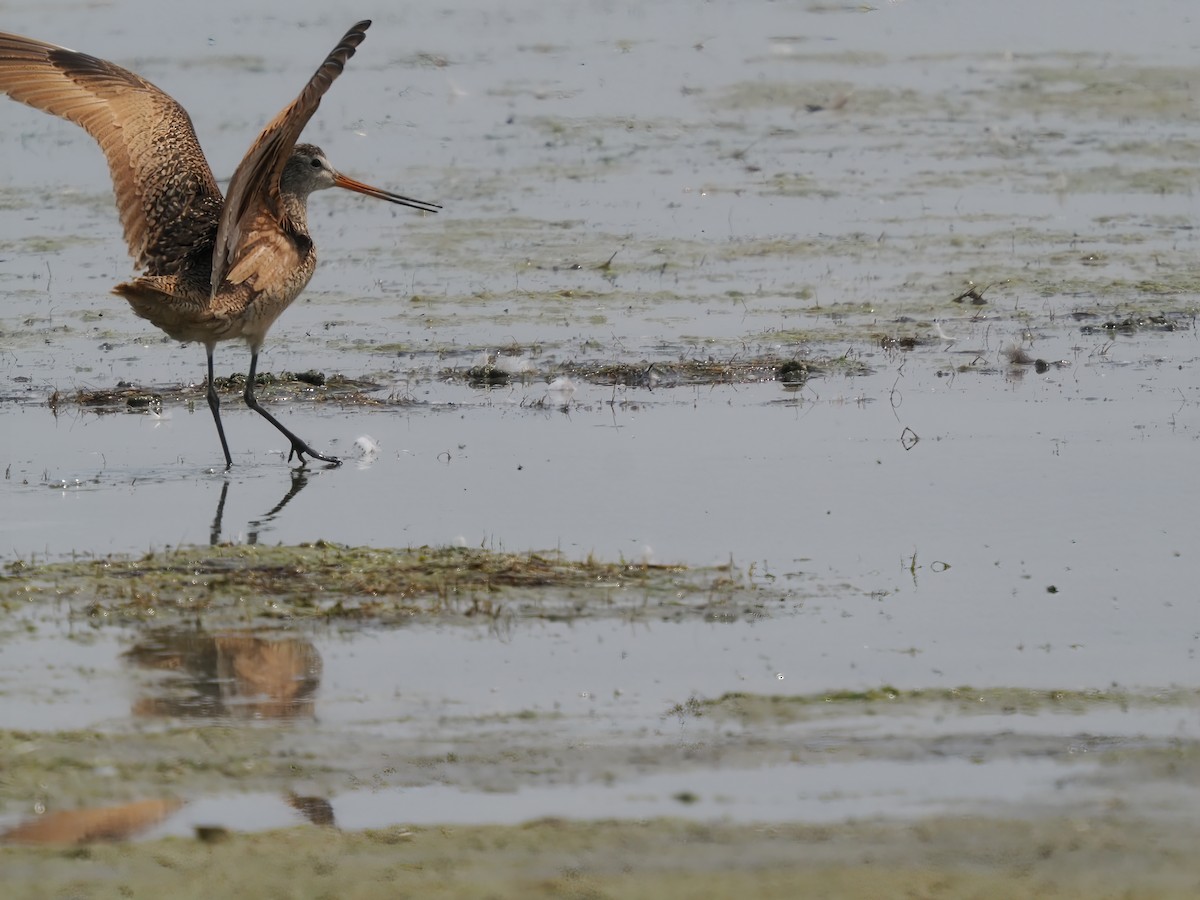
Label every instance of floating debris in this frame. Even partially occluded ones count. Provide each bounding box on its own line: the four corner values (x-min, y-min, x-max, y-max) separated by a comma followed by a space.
353, 435, 381, 458
777, 360, 809, 384
545, 376, 577, 405
951, 282, 994, 305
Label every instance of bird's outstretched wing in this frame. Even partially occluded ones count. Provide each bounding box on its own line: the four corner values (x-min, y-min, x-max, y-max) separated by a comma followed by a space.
0, 31, 223, 275
212, 20, 371, 296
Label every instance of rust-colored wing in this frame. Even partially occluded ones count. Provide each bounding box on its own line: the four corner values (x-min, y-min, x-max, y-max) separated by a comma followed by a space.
0, 32, 223, 275
212, 20, 371, 296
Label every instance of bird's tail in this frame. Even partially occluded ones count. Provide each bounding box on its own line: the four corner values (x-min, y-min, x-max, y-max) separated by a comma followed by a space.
113, 276, 216, 345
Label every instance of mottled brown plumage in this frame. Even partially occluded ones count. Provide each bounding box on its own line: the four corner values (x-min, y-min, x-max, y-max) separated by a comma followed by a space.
0, 21, 439, 467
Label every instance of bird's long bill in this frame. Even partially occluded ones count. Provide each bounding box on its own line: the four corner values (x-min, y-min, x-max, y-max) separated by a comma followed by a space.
333, 173, 441, 213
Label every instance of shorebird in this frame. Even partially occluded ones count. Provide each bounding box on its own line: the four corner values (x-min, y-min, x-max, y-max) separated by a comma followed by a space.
0, 20, 439, 467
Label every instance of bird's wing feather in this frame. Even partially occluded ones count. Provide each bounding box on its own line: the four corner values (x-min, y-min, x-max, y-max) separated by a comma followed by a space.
211, 20, 371, 296
0, 31, 223, 274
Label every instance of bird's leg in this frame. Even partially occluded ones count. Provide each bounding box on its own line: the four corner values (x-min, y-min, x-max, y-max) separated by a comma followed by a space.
205, 346, 234, 469
243, 351, 341, 466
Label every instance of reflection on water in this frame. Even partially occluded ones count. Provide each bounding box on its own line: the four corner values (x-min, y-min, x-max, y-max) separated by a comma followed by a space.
210, 467, 312, 546
0, 798, 182, 845
287, 793, 337, 828
124, 629, 322, 720
0, 793, 339, 844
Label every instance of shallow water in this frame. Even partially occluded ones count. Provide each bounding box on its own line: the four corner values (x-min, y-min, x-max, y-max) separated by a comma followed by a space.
3, 0, 1200, 842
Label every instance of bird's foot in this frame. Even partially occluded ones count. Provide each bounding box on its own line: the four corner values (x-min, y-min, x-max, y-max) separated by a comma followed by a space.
288, 441, 342, 467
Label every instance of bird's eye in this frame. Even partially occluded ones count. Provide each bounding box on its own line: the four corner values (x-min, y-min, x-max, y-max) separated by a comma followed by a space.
310, 158, 322, 168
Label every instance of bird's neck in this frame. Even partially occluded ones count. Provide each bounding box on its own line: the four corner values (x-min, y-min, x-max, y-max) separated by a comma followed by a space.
280, 192, 311, 237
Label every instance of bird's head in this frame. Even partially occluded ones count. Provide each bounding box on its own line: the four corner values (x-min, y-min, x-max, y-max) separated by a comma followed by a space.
282, 143, 441, 213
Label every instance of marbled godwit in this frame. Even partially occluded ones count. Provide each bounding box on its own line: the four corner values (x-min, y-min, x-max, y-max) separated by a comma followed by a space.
0, 20, 439, 467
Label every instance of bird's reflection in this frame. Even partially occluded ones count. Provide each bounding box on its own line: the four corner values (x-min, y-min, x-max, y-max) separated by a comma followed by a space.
210, 466, 311, 546
0, 791, 336, 845
124, 628, 322, 720
287, 793, 337, 828
0, 798, 183, 845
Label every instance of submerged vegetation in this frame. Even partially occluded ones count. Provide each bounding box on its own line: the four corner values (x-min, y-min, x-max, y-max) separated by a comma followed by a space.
1, 543, 767, 626
670, 685, 1200, 723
